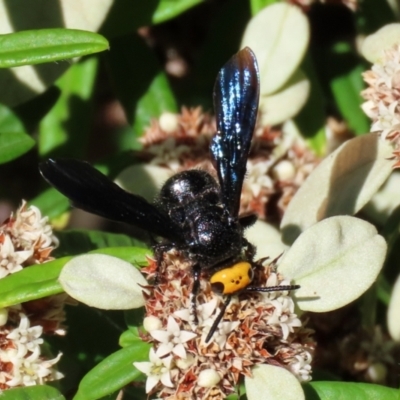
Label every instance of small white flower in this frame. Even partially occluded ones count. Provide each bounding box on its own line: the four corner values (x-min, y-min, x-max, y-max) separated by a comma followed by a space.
361, 99, 377, 119
289, 351, 313, 382
6, 351, 63, 387
200, 314, 240, 347
245, 160, 274, 197
0, 235, 32, 278
266, 296, 302, 340
371, 101, 400, 139
149, 137, 190, 169
6, 314, 43, 358
197, 298, 218, 322
133, 348, 174, 393
176, 354, 196, 370
150, 316, 197, 358
174, 298, 218, 331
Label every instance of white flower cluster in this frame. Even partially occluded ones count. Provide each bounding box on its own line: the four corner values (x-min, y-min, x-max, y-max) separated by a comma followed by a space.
6, 201, 58, 252
0, 201, 58, 278
0, 202, 63, 390
0, 314, 63, 388
362, 44, 400, 142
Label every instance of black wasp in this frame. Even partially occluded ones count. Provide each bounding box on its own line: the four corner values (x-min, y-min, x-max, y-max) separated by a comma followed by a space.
39, 47, 299, 342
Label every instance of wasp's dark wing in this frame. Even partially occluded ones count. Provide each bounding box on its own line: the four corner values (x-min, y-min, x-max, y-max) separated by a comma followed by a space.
39, 159, 183, 242
211, 47, 260, 218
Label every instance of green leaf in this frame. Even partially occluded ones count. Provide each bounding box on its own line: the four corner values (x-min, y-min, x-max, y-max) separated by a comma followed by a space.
107, 34, 177, 137
90, 247, 151, 267
0, 246, 150, 308
0, 104, 35, 163
13, 86, 61, 133
250, 0, 279, 15
294, 54, 326, 154
101, 0, 203, 38
377, 274, 391, 306
330, 62, 369, 135
0, 385, 65, 400
119, 323, 143, 348
356, 0, 396, 36
152, 0, 204, 23
54, 229, 147, 257
318, 41, 369, 135
73, 343, 151, 400
120, 308, 145, 347
133, 72, 178, 137
304, 381, 398, 400
0, 257, 69, 308
125, 307, 147, 329
38, 56, 98, 157
0, 130, 35, 164
0, 29, 108, 68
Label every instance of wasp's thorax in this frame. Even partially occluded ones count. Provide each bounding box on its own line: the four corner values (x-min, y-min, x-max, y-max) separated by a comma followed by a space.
158, 170, 246, 268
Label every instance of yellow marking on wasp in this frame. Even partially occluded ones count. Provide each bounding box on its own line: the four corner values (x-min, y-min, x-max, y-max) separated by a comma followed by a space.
210, 262, 252, 295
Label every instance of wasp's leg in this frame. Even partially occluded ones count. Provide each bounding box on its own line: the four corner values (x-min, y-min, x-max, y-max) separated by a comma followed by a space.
242, 237, 256, 261
205, 296, 232, 343
153, 242, 174, 284
239, 213, 257, 228
190, 264, 202, 325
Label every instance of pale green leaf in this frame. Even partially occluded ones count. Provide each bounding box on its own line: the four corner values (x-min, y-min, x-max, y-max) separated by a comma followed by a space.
364, 171, 400, 225
260, 69, 310, 126
279, 216, 387, 312
241, 3, 309, 95
245, 364, 305, 400
281, 133, 394, 244
245, 220, 287, 260
115, 164, 173, 202
361, 23, 400, 63
59, 254, 148, 309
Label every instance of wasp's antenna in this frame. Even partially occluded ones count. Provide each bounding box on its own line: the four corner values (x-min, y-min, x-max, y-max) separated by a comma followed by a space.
245, 284, 300, 293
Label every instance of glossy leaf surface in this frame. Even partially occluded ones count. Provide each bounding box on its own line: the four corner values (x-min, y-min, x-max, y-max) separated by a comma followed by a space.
0, 29, 108, 68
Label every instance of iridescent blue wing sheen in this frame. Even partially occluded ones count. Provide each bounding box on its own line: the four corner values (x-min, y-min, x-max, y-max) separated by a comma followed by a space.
39, 159, 183, 242
211, 47, 260, 218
